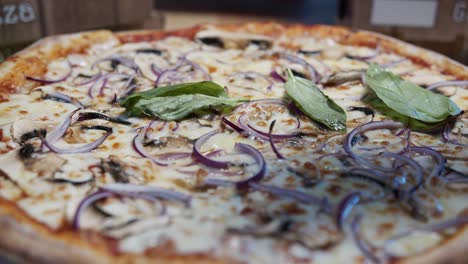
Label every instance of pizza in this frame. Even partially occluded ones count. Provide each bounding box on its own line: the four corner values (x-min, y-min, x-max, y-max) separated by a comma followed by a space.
0, 22, 467, 264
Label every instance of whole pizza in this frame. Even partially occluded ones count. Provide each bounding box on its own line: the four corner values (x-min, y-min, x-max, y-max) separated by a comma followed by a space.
0, 22, 467, 264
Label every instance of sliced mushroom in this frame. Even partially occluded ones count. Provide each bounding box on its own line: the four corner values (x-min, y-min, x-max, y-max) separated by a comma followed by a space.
101, 155, 129, 183
323, 70, 364, 86
10, 119, 50, 144
195, 29, 273, 50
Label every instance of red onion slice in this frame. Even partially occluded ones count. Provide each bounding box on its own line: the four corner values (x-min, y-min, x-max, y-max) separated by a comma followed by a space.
204, 143, 266, 189
350, 214, 381, 263
155, 69, 182, 86
442, 119, 467, 147
151, 63, 163, 76
72, 191, 114, 229
383, 215, 468, 258
182, 58, 212, 81
132, 128, 171, 166
72, 187, 173, 229
269, 120, 286, 159
409, 146, 445, 179
40, 126, 112, 154
426, 80, 468, 91
247, 120, 299, 140
222, 116, 247, 135
46, 108, 80, 143
335, 192, 361, 231
43, 92, 86, 109
73, 73, 102, 86
270, 70, 286, 83
26, 61, 72, 84
381, 152, 424, 194
193, 130, 230, 169
344, 121, 404, 171
238, 114, 268, 141
280, 52, 321, 83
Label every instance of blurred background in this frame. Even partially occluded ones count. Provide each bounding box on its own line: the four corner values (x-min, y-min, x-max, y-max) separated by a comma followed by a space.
0, 0, 467, 63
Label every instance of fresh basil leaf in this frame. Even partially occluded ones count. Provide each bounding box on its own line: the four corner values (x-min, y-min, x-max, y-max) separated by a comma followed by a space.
285, 69, 347, 131
120, 81, 227, 110
365, 64, 461, 123
364, 94, 447, 132
134, 94, 247, 121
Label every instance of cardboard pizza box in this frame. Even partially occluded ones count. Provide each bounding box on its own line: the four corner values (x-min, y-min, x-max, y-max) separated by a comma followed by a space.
342, 0, 468, 63
0, 0, 42, 46
1, 0, 154, 46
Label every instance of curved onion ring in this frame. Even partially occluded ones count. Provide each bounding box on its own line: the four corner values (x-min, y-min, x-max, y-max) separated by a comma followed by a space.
442, 119, 467, 147
46, 108, 80, 143
280, 53, 321, 83
204, 143, 266, 189
132, 127, 172, 166
26, 61, 72, 84
192, 130, 230, 169
344, 121, 404, 170
40, 126, 112, 154
350, 214, 381, 263
73, 73, 102, 86
72, 191, 114, 229
381, 152, 424, 194
72, 184, 188, 229
221, 116, 247, 135
270, 70, 286, 83
269, 120, 286, 159
409, 146, 445, 179
42, 92, 86, 109
335, 192, 361, 231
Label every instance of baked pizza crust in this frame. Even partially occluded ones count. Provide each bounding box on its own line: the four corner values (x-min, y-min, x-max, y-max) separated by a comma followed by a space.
0, 22, 467, 264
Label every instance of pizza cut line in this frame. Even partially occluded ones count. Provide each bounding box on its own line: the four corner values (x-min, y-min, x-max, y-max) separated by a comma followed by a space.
0, 23, 467, 263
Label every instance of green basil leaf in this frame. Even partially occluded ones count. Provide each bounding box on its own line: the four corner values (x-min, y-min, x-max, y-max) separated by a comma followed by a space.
120, 81, 227, 111
365, 64, 461, 123
285, 69, 347, 131
364, 94, 447, 132
134, 94, 247, 121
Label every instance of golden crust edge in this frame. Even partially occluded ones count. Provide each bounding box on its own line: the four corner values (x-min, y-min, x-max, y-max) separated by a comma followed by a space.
0, 21, 466, 263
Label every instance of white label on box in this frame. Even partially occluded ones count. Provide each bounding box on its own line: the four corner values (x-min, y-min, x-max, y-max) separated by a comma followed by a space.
370, 0, 438, 27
